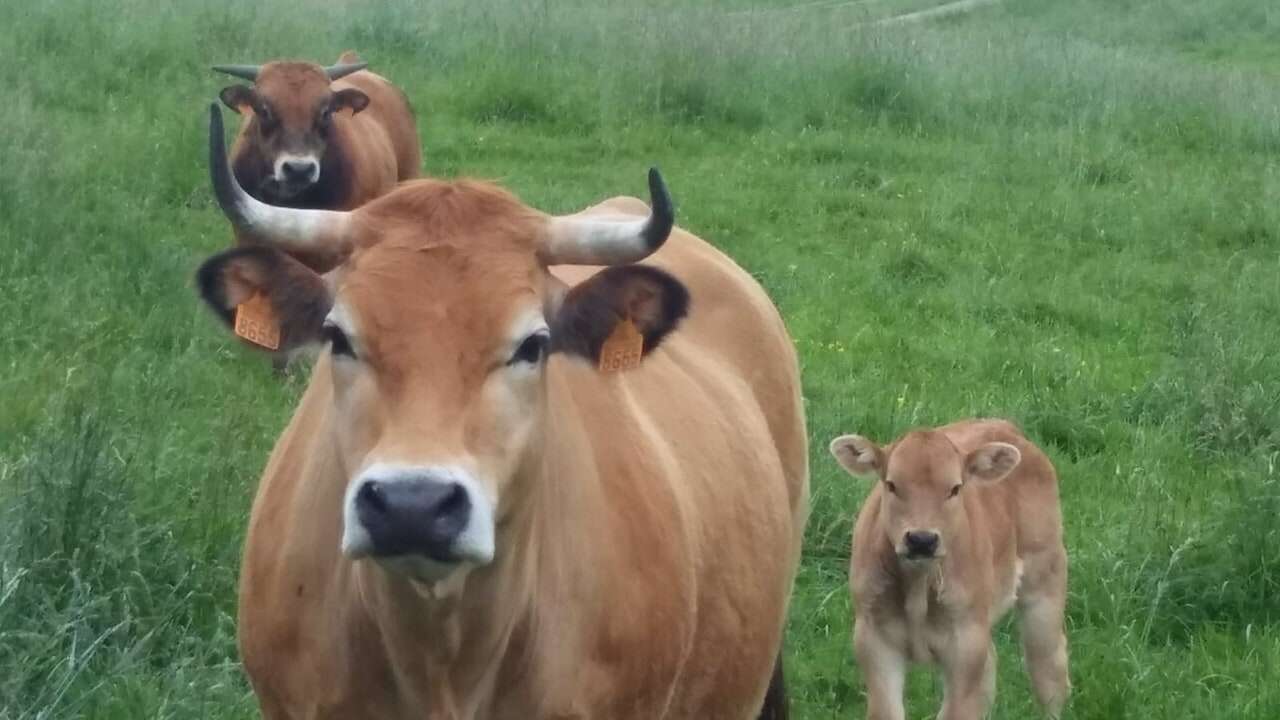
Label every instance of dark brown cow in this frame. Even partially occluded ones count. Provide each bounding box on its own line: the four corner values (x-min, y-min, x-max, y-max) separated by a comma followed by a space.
195, 104, 809, 719
214, 51, 420, 218
213, 51, 421, 370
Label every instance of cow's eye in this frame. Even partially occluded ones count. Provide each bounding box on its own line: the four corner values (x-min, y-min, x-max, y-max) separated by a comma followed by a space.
323, 323, 355, 359
884, 481, 898, 496
317, 108, 333, 132
258, 113, 278, 136
509, 332, 549, 366
948, 484, 961, 499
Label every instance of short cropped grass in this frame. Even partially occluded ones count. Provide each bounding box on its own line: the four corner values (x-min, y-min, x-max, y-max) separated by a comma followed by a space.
2, 0, 1279, 717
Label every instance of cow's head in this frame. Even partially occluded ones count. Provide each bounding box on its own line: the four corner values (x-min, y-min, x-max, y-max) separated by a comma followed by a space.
197, 105, 688, 584
213, 60, 370, 201
830, 430, 1020, 561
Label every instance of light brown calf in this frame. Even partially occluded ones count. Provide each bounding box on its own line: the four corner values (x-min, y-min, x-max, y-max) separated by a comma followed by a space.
830, 419, 1069, 720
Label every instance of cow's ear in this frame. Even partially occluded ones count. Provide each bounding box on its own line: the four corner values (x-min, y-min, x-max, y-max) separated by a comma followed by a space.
332, 88, 370, 115
195, 246, 332, 353
219, 85, 258, 115
964, 442, 1021, 483
549, 265, 689, 365
830, 435, 884, 478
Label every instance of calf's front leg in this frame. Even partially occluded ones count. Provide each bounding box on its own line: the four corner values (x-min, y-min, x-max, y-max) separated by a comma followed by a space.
853, 617, 907, 720
936, 623, 996, 720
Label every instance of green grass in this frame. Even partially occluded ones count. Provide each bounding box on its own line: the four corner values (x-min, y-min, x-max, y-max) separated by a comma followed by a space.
2, 0, 1279, 717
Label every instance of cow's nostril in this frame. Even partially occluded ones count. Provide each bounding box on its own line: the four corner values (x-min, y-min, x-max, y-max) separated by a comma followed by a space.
357, 481, 387, 514
431, 483, 471, 535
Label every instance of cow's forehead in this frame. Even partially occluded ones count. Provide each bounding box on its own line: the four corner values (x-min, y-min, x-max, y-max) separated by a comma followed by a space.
255, 63, 330, 111
886, 432, 961, 486
339, 244, 543, 363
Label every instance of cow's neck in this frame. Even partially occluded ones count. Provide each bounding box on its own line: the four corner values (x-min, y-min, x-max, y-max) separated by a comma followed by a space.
353, 505, 540, 718
345, 369, 636, 717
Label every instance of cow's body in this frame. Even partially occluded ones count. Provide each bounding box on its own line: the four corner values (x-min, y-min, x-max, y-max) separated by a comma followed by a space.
226, 52, 420, 217
230, 197, 808, 719
833, 419, 1069, 720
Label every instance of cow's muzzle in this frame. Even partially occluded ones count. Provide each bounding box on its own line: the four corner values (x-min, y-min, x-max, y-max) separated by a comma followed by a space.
342, 465, 496, 569
354, 479, 471, 561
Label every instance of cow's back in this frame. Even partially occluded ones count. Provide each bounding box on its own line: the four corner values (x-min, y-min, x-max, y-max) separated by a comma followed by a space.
335, 67, 422, 192
553, 196, 807, 520
546, 198, 808, 718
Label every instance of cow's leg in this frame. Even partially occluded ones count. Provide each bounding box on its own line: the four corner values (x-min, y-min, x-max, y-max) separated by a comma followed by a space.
937, 623, 995, 720
853, 617, 907, 720
1017, 549, 1070, 718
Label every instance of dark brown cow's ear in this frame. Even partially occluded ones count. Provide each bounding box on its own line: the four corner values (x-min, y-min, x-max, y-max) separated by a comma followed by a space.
332, 88, 370, 115
219, 85, 258, 115
195, 246, 333, 353
550, 265, 690, 365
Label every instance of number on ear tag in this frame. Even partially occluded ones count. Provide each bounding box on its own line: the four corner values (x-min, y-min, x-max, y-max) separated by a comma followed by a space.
598, 318, 644, 373
234, 292, 281, 351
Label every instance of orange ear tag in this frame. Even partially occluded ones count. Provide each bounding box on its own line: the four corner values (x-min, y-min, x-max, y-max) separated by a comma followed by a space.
598, 318, 644, 373
234, 292, 281, 351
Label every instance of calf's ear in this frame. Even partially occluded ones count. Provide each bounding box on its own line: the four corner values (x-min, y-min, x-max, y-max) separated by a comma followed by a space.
829, 435, 884, 478
550, 265, 690, 365
964, 442, 1021, 483
195, 246, 332, 353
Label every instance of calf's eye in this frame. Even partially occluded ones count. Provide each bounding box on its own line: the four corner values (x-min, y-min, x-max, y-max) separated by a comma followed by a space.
884, 481, 898, 495
948, 485, 961, 499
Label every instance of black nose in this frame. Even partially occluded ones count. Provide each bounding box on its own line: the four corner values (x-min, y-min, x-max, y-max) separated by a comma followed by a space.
904, 530, 940, 557
354, 480, 471, 561
281, 159, 317, 182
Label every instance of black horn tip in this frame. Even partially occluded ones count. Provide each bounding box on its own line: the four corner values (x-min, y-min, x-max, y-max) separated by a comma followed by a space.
210, 64, 261, 81
207, 103, 243, 222
643, 167, 675, 250
325, 61, 369, 80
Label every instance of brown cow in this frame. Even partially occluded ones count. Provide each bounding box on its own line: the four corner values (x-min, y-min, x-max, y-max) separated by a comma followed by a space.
830, 419, 1069, 720
213, 51, 420, 216
213, 51, 420, 371
194, 104, 809, 720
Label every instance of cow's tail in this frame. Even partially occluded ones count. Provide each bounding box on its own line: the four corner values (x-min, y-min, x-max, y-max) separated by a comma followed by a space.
757, 652, 788, 720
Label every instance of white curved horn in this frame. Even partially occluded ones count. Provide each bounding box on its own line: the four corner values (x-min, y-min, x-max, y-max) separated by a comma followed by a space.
207, 103, 354, 271
542, 168, 675, 266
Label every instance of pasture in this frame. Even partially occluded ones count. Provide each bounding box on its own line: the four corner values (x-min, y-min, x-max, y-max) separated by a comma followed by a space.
2, 0, 1279, 717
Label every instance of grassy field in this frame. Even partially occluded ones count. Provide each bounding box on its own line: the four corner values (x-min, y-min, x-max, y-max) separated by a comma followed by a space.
2, 0, 1279, 717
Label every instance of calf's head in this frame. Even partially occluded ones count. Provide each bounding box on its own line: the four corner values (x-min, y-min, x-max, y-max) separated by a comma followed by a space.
214, 59, 370, 201
197, 105, 687, 584
830, 430, 1020, 561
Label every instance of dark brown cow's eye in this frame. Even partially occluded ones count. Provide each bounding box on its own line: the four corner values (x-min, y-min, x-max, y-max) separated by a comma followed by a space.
317, 108, 333, 133
884, 481, 897, 496
323, 323, 355, 359
948, 485, 961, 499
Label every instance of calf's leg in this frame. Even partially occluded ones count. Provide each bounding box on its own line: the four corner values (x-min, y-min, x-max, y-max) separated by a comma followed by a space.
1017, 549, 1070, 718
853, 618, 906, 720
937, 624, 996, 720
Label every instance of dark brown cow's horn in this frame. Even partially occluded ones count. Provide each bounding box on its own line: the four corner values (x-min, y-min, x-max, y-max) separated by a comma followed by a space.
323, 61, 368, 81
541, 168, 675, 266
207, 104, 354, 271
210, 64, 261, 81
